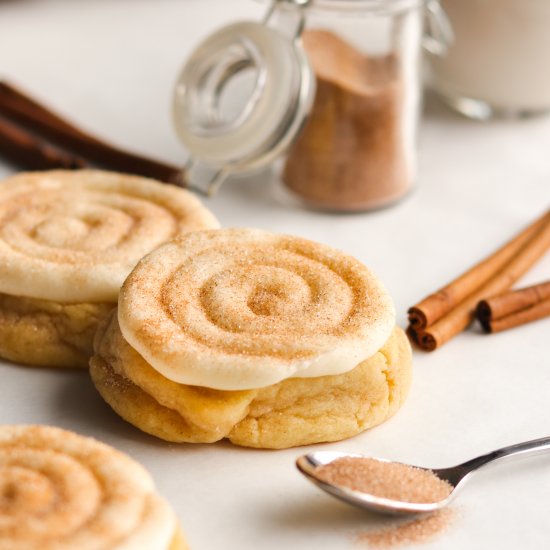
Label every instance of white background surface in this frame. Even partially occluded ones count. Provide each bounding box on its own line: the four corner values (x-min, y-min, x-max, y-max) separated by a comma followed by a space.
1, 1, 549, 549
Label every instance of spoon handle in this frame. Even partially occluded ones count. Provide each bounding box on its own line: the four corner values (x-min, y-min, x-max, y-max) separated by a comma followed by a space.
459, 435, 550, 474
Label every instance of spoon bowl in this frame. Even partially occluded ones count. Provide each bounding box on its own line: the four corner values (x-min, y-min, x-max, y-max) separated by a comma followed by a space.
297, 436, 550, 516
296, 451, 454, 516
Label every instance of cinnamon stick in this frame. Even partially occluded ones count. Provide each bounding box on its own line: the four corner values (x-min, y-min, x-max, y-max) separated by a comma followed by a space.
408, 210, 550, 351
408, 209, 550, 329
0, 81, 94, 138
0, 115, 86, 170
477, 281, 550, 333
479, 299, 550, 334
0, 80, 185, 185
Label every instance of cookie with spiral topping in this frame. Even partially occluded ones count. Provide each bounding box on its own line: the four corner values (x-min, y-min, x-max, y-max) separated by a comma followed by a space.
90, 228, 412, 449
0, 425, 187, 549
0, 170, 219, 368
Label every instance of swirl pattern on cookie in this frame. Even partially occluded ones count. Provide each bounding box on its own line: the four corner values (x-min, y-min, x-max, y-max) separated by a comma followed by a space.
0, 170, 219, 302
118, 228, 395, 390
0, 425, 182, 550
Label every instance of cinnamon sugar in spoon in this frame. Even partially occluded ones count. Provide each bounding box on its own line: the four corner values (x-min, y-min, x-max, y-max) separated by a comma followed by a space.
297, 436, 550, 516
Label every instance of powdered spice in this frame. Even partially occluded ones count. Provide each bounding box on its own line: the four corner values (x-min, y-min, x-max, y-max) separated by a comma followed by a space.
355, 508, 456, 549
283, 30, 410, 211
314, 457, 453, 503
315, 457, 456, 547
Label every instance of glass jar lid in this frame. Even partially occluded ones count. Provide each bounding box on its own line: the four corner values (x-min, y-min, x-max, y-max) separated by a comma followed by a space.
173, 2, 315, 195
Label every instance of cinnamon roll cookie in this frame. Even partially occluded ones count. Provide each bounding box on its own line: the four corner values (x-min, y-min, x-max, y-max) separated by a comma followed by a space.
0, 425, 186, 549
91, 228, 412, 449
0, 170, 218, 368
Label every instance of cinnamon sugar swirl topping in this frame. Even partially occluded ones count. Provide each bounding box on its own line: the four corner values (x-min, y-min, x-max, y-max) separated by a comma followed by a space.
0, 425, 177, 550
118, 228, 395, 390
0, 170, 219, 302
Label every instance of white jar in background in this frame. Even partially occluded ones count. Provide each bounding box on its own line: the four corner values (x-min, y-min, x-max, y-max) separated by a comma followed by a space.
429, 0, 550, 119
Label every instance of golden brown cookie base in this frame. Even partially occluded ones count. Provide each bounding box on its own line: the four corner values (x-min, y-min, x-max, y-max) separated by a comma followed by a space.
0, 292, 114, 368
90, 310, 412, 449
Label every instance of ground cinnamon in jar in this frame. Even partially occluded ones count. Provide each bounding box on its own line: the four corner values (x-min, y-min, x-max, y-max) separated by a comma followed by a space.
283, 30, 410, 211
314, 457, 453, 503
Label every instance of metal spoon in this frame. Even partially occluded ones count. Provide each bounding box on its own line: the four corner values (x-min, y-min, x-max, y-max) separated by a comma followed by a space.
296, 436, 550, 516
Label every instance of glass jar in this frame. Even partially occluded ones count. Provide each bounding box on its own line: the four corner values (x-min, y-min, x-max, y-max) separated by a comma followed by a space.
429, 0, 550, 119
172, 0, 449, 210
281, 0, 431, 211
